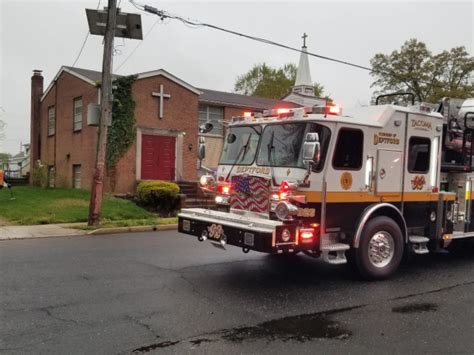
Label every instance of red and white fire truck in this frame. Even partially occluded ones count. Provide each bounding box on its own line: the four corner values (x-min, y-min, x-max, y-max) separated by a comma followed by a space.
178, 95, 474, 280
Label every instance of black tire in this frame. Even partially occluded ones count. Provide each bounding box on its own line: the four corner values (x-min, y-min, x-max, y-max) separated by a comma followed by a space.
355, 216, 404, 280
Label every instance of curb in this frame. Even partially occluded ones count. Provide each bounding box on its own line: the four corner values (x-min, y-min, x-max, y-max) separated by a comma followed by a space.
0, 232, 86, 241
86, 224, 178, 235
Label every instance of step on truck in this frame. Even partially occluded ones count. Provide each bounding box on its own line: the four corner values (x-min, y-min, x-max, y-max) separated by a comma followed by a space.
178, 94, 474, 280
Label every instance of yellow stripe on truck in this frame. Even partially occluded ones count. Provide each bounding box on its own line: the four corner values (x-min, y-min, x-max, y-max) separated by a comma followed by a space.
300, 191, 442, 203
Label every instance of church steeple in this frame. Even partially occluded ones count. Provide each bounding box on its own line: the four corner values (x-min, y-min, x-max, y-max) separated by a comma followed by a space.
293, 33, 314, 96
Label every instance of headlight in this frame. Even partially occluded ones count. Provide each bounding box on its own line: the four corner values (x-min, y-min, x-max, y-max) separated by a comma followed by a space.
199, 174, 215, 187
275, 201, 298, 221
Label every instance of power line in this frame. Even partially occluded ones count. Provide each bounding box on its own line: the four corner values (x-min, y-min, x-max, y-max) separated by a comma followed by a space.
132, 0, 454, 92
137, 2, 372, 71
71, 33, 91, 68
71, 0, 102, 67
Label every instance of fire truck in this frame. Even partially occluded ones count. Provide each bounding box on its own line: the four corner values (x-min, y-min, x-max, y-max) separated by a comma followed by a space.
178, 94, 474, 280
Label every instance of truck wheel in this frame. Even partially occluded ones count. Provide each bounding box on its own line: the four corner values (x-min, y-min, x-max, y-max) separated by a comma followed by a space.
355, 216, 404, 280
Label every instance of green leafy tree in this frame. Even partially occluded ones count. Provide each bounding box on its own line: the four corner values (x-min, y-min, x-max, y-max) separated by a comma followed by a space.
370, 39, 474, 103
234, 63, 324, 99
0, 153, 11, 166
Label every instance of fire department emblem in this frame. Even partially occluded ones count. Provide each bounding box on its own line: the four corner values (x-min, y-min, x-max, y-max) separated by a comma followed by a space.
411, 175, 426, 190
340, 172, 353, 190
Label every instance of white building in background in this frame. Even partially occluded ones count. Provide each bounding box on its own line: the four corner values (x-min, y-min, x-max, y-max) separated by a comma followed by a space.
6, 144, 30, 178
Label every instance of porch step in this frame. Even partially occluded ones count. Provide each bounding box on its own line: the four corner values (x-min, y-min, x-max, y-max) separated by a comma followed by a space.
409, 236, 430, 255
177, 181, 201, 199
321, 243, 350, 265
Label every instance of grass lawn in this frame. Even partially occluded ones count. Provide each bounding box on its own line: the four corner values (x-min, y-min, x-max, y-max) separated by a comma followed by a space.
0, 186, 176, 226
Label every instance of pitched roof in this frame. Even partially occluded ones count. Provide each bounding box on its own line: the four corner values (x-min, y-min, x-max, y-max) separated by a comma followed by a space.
198, 88, 300, 110
41, 66, 100, 101
41, 66, 299, 110
136, 69, 201, 95
41, 66, 200, 101
11, 151, 25, 159
62, 66, 112, 83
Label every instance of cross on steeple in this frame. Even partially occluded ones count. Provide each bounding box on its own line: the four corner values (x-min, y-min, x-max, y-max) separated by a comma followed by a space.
293, 33, 314, 96
302, 33, 308, 48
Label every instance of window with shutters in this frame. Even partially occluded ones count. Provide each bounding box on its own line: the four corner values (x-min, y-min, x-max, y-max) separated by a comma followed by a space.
48, 106, 55, 136
73, 97, 82, 132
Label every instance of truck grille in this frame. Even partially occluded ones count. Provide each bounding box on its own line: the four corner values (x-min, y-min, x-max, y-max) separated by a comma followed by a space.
230, 175, 270, 213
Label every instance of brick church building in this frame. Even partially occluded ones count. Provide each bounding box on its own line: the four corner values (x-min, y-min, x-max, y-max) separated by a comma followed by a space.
29, 41, 324, 193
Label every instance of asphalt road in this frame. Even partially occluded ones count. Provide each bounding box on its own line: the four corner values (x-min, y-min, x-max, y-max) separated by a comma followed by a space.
1, 230, 474, 354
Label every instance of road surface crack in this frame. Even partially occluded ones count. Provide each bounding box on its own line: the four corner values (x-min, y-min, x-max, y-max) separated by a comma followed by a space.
39, 307, 89, 326
390, 279, 474, 300
124, 315, 160, 339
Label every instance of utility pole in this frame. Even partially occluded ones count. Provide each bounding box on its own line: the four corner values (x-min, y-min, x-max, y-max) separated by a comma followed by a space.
88, 0, 117, 226
85, 2, 142, 225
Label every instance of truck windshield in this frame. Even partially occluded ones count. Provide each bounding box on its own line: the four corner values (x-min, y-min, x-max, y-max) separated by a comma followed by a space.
219, 125, 262, 165
256, 122, 331, 170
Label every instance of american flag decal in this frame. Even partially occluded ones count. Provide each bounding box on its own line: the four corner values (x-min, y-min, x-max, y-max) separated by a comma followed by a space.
230, 175, 270, 213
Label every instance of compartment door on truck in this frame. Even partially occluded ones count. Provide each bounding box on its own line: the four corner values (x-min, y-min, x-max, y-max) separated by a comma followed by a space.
375, 149, 403, 198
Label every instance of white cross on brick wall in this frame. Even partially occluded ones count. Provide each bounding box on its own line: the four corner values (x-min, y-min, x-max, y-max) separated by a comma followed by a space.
151, 84, 171, 119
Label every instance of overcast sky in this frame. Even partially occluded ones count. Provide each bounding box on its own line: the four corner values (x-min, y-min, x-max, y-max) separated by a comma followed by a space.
0, 0, 472, 154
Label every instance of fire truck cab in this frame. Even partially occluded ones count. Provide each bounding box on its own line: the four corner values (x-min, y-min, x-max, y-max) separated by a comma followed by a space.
178, 97, 474, 280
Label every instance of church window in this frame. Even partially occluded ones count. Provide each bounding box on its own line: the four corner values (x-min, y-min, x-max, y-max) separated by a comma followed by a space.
73, 97, 82, 132
48, 106, 55, 136
198, 105, 223, 136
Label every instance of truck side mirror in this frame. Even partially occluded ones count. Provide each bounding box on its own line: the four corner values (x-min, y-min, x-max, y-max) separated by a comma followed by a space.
302, 132, 320, 166
198, 136, 206, 160
199, 122, 213, 134
464, 112, 474, 130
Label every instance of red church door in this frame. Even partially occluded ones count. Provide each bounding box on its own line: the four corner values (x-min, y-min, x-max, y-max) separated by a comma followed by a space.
141, 135, 176, 180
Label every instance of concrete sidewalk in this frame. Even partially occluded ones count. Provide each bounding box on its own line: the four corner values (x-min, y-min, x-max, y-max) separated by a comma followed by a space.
0, 223, 178, 241
0, 224, 86, 240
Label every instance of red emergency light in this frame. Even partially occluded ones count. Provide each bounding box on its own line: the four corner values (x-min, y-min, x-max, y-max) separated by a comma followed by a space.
217, 184, 231, 195
313, 104, 342, 116
328, 105, 341, 114
277, 108, 291, 115
299, 228, 315, 243
280, 181, 290, 193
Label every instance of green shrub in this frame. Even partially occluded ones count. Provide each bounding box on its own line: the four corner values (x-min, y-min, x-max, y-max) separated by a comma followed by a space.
136, 181, 180, 213
31, 162, 48, 188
